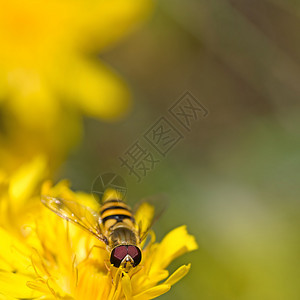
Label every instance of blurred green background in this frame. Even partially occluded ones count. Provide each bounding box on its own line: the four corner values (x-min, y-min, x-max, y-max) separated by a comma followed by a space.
59, 1, 300, 299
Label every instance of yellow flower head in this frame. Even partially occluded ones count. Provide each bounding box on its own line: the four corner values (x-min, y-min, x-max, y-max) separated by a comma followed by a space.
0, 164, 198, 299
0, 0, 152, 172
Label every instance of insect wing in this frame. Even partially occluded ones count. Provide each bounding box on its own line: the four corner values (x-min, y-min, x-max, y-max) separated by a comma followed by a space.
41, 195, 108, 244
134, 194, 168, 243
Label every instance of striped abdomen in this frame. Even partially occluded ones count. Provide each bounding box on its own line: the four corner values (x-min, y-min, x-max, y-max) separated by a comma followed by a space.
100, 199, 135, 233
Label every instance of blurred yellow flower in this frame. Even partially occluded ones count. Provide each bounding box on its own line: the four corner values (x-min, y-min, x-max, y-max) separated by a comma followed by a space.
0, 163, 198, 299
0, 155, 47, 231
0, 0, 153, 172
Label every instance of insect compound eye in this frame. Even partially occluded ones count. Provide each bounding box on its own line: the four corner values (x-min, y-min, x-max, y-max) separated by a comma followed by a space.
127, 246, 142, 267
110, 245, 127, 267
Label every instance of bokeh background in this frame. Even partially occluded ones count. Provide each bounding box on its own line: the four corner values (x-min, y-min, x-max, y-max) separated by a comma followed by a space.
60, 1, 300, 299
2, 0, 300, 299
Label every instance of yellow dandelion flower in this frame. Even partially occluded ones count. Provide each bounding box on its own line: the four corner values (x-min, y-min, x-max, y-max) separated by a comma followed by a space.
0, 155, 47, 231
0, 0, 153, 172
0, 174, 197, 299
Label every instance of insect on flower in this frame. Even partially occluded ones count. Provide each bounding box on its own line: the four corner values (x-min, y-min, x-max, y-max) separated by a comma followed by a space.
41, 190, 165, 273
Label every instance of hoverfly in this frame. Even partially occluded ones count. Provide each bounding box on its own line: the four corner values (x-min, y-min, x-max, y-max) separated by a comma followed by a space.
41, 191, 165, 272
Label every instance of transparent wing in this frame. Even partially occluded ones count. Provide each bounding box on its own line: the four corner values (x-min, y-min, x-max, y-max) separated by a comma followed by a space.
134, 194, 168, 243
41, 195, 108, 244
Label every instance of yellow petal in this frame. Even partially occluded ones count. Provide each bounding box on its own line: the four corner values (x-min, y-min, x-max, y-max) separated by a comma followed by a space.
75, 191, 101, 212
78, 0, 154, 51
121, 272, 132, 300
0, 227, 32, 274
133, 284, 171, 300
41, 179, 79, 204
0, 271, 40, 299
131, 268, 169, 297
150, 226, 198, 272
76, 260, 109, 300
41, 179, 102, 220
135, 202, 155, 240
0, 294, 17, 300
60, 59, 131, 121
7, 69, 59, 130
102, 188, 124, 202
164, 264, 191, 286
9, 155, 47, 208
150, 269, 169, 283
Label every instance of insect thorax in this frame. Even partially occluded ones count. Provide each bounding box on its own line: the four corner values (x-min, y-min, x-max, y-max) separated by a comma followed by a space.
109, 224, 138, 249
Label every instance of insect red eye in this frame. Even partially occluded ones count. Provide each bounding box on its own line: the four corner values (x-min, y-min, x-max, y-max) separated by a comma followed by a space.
128, 246, 142, 267
110, 246, 127, 267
